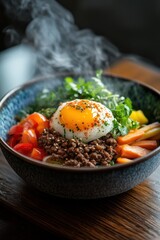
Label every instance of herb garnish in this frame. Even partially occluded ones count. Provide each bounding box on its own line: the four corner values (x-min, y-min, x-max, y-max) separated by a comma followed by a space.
18, 71, 139, 137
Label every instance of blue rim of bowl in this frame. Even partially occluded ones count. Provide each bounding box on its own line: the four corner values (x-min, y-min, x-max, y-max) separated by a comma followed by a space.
0, 74, 160, 173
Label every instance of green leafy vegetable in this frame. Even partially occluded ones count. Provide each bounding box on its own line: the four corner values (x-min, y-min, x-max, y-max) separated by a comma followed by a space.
18, 71, 139, 137
111, 98, 139, 137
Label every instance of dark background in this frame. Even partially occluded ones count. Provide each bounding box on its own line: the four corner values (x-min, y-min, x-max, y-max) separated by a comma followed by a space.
57, 0, 160, 66
0, 0, 160, 67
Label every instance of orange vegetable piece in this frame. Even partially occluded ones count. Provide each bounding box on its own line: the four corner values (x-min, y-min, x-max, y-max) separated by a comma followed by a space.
22, 118, 38, 130
115, 144, 123, 155
138, 127, 160, 140
120, 144, 151, 159
30, 147, 46, 160
116, 157, 132, 164
117, 129, 144, 145
37, 121, 49, 134
140, 122, 160, 132
27, 112, 48, 125
26, 112, 49, 134
131, 140, 157, 150
21, 128, 38, 147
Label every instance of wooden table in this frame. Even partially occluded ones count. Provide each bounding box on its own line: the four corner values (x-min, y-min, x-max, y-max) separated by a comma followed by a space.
0, 57, 160, 240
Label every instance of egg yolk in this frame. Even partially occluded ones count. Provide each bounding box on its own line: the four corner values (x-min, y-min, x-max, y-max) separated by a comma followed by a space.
59, 100, 104, 132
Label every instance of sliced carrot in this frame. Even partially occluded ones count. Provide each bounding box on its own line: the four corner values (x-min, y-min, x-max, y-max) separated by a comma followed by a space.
116, 122, 159, 164
117, 129, 144, 145
117, 122, 160, 145
115, 144, 123, 155
138, 127, 160, 140
116, 157, 132, 164
131, 140, 158, 150
120, 144, 151, 158
140, 122, 160, 132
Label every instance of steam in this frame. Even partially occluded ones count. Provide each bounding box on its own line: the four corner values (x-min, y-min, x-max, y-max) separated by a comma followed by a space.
2, 0, 120, 75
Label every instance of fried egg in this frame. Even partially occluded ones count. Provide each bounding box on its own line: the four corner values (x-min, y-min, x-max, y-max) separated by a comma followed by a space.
50, 99, 114, 142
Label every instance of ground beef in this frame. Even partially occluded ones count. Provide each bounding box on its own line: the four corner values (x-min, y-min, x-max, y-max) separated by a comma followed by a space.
38, 128, 118, 167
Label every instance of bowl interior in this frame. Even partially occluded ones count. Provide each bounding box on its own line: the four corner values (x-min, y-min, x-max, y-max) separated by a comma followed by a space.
0, 75, 160, 143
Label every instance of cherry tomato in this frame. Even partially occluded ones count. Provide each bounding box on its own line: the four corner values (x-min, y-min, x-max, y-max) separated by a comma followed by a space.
7, 135, 21, 148
27, 112, 48, 125
27, 112, 49, 134
22, 118, 38, 130
8, 112, 49, 160
13, 143, 33, 155
21, 129, 37, 147
8, 124, 23, 135
30, 147, 46, 160
37, 121, 49, 134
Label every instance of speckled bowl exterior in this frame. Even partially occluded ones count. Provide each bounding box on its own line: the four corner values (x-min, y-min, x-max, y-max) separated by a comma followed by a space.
0, 75, 160, 199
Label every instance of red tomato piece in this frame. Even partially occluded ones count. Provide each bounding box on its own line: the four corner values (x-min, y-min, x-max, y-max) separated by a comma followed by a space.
27, 112, 49, 134
27, 112, 48, 125
13, 143, 33, 155
7, 135, 21, 148
37, 121, 49, 134
8, 124, 23, 135
7, 112, 49, 155
22, 118, 38, 130
30, 147, 46, 160
21, 129, 38, 147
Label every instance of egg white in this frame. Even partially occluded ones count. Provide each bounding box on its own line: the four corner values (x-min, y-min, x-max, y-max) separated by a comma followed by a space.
50, 99, 114, 143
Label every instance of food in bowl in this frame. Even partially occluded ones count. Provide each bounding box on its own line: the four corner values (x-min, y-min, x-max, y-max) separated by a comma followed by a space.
50, 99, 114, 143
6, 73, 160, 167
0, 74, 160, 199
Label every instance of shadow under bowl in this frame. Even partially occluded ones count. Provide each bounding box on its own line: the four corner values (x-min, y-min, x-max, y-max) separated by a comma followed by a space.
0, 74, 160, 199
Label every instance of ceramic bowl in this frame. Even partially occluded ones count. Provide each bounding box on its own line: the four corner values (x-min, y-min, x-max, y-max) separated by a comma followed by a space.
0, 75, 160, 199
